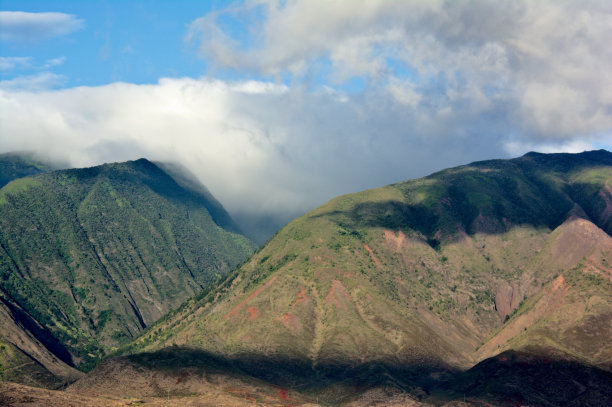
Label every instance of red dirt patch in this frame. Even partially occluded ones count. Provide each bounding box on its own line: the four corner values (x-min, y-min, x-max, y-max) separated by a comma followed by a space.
552, 275, 566, 291
383, 230, 406, 251
326, 279, 351, 309
246, 306, 259, 321
278, 388, 289, 400
363, 243, 381, 267
280, 313, 301, 331
292, 288, 309, 306
582, 261, 612, 282
224, 275, 278, 320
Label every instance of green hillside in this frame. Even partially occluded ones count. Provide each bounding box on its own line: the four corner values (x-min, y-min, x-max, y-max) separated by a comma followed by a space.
0, 159, 255, 382
114, 150, 612, 405
0, 152, 61, 188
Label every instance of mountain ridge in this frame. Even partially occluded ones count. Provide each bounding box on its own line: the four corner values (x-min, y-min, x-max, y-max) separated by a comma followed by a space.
0, 158, 255, 386
106, 150, 612, 405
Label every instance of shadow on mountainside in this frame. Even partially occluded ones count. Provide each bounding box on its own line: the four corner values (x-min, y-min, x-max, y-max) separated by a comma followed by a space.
309, 150, 612, 245
69, 346, 612, 406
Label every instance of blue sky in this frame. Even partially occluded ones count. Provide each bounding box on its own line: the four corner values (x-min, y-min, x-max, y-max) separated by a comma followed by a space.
0, 0, 221, 86
1, 1, 611, 224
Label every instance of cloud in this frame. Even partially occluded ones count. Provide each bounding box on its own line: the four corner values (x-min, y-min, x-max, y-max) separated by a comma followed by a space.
188, 0, 612, 140
0, 56, 32, 71
40, 57, 66, 69
0, 56, 65, 71
0, 11, 84, 43
1, 1, 611, 232
503, 139, 600, 157
0, 72, 66, 91
0, 77, 534, 217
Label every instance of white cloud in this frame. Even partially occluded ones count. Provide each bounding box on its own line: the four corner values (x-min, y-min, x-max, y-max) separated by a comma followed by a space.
188, 0, 612, 140
1, 1, 612, 231
0, 72, 66, 91
0, 77, 532, 219
0, 11, 84, 43
0, 56, 65, 71
41, 57, 66, 69
0, 56, 32, 71
503, 139, 602, 157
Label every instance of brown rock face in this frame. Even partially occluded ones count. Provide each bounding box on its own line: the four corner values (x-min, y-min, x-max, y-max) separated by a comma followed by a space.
494, 281, 521, 320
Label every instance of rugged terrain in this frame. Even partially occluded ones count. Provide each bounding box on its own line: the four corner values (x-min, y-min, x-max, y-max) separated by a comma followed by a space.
0, 158, 255, 386
101, 150, 612, 405
2, 150, 611, 405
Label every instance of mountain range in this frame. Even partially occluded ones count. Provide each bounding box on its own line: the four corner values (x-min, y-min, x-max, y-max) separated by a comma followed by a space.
1, 150, 611, 406
0, 157, 254, 387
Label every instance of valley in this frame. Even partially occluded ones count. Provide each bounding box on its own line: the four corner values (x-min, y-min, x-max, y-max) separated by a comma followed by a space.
1, 150, 611, 406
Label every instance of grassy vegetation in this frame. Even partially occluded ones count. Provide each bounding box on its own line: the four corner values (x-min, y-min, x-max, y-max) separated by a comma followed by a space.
3, 149, 611, 403
75, 150, 611, 406
122, 151, 611, 374
0, 158, 255, 372
0, 152, 57, 189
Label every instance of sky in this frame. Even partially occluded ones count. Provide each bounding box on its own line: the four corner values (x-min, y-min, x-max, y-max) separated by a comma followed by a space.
1, 0, 612, 232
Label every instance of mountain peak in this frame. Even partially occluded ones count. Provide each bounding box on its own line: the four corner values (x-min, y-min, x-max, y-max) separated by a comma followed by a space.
115, 150, 612, 405
0, 158, 255, 383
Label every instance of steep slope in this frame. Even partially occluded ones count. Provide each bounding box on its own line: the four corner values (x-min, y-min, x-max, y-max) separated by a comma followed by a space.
0, 159, 255, 384
0, 151, 61, 188
155, 161, 244, 234
106, 150, 612, 405
0, 295, 83, 388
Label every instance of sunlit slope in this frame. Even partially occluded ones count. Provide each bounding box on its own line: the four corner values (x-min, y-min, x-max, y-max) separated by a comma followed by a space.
0, 158, 255, 381
123, 151, 611, 378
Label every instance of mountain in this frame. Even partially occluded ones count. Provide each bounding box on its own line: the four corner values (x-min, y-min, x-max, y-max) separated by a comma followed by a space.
98, 150, 612, 405
0, 158, 255, 387
0, 152, 64, 189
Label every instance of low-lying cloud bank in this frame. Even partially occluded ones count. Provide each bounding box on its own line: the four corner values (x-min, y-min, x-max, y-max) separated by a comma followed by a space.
1, 77, 608, 219
1, 0, 611, 232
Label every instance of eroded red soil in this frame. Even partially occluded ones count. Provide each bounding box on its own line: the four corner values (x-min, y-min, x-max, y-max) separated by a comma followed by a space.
224, 275, 278, 320
363, 244, 381, 267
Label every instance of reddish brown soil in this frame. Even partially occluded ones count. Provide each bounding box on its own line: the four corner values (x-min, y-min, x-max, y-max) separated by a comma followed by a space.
293, 288, 309, 306
325, 279, 351, 310
363, 244, 381, 267
246, 306, 259, 321
552, 275, 566, 291
383, 230, 406, 251
224, 275, 278, 320
278, 388, 289, 400
583, 259, 612, 282
280, 313, 301, 331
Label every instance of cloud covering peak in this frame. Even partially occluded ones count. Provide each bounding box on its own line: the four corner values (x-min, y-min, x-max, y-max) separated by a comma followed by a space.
1, 0, 611, 231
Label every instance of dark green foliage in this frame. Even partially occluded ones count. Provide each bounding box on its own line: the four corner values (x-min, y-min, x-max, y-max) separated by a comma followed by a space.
323, 150, 612, 242
0, 158, 255, 371
0, 152, 58, 188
